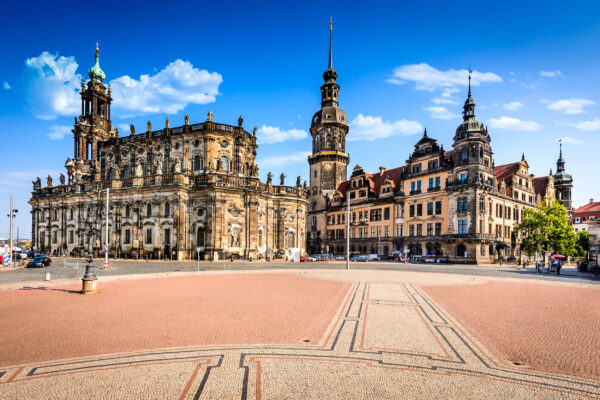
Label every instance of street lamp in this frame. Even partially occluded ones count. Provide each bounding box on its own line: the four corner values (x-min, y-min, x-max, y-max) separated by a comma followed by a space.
79, 209, 99, 294
6, 195, 18, 266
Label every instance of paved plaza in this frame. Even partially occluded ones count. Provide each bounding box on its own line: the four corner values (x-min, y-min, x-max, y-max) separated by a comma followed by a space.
0, 268, 599, 399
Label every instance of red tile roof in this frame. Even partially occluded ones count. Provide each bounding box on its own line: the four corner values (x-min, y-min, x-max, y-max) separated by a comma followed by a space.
532, 176, 549, 197
495, 162, 520, 185
336, 166, 405, 198
573, 202, 600, 221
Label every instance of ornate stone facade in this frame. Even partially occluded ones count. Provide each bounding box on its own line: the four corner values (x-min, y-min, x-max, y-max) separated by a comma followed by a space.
29, 47, 307, 261
308, 70, 569, 263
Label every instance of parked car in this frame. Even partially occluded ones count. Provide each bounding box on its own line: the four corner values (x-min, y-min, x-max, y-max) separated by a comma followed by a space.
334, 255, 346, 261
300, 256, 313, 262
368, 254, 380, 262
351, 255, 369, 262
26, 255, 52, 268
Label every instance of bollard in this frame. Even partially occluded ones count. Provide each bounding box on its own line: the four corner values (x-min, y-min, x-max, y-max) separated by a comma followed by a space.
45, 271, 51, 281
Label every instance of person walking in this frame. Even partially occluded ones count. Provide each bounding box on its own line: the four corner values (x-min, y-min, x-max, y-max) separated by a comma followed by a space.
556, 260, 562, 275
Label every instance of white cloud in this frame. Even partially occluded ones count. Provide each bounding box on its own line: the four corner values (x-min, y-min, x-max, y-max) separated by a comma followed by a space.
25, 51, 82, 120
557, 136, 582, 144
431, 97, 457, 105
110, 59, 222, 117
348, 114, 422, 141
258, 151, 311, 168
117, 123, 131, 135
388, 63, 502, 91
256, 125, 307, 144
47, 125, 72, 140
503, 101, 523, 111
539, 70, 564, 78
24, 51, 223, 120
3, 81, 10, 90
488, 116, 542, 131
559, 118, 600, 131
2, 169, 63, 187
543, 98, 595, 114
423, 106, 460, 120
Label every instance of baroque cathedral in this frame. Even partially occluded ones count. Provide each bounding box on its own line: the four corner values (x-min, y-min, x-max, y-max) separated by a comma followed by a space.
29, 45, 307, 260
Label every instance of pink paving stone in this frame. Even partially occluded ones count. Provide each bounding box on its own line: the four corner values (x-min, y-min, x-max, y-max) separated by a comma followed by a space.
0, 273, 351, 367
422, 281, 600, 379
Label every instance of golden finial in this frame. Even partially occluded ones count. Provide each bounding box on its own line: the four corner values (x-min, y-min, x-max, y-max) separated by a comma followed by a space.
96, 42, 99, 52
330, 16, 333, 31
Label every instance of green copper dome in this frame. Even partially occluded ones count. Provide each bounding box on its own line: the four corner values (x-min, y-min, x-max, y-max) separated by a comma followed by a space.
88, 46, 105, 83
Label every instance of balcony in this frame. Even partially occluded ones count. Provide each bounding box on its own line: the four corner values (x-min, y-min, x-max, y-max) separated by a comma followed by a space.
409, 189, 422, 196
427, 186, 441, 192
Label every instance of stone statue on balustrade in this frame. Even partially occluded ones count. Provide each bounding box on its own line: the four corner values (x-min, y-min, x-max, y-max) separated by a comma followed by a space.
280, 173, 285, 186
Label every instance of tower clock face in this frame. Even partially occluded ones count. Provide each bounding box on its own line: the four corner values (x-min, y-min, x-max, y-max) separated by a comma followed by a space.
324, 163, 332, 170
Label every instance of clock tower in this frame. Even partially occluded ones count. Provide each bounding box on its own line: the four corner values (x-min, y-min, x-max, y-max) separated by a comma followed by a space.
307, 20, 349, 252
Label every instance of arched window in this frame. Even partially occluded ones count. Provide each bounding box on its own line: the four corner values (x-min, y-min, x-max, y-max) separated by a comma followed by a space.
456, 243, 467, 257
312, 202, 317, 211
165, 202, 170, 217
125, 204, 131, 218
197, 228, 204, 247
286, 232, 295, 248
193, 155, 202, 171
147, 203, 152, 217
220, 156, 229, 172
461, 148, 468, 164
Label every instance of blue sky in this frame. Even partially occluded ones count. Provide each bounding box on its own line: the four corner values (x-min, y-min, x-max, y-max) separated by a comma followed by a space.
1, 0, 599, 239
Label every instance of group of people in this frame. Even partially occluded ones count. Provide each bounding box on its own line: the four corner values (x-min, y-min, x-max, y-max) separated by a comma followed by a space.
522, 254, 562, 275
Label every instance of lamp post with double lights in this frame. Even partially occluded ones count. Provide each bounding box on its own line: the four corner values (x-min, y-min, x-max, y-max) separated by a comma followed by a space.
79, 206, 99, 294
7, 195, 18, 266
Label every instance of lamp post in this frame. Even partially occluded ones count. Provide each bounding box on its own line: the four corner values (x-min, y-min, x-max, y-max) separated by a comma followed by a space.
6, 195, 18, 267
80, 210, 99, 294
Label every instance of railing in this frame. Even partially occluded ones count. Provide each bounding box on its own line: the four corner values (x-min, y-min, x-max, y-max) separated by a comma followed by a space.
427, 186, 441, 192
409, 189, 422, 195
143, 177, 155, 186
122, 178, 133, 188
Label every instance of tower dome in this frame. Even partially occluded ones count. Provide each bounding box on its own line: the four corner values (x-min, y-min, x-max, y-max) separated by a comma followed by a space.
88, 44, 106, 83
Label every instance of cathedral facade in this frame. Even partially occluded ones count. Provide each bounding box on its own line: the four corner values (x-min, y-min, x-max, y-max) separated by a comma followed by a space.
29, 46, 307, 261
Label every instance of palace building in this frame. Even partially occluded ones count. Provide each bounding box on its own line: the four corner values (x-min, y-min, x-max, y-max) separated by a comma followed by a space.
29, 46, 307, 260
306, 34, 572, 262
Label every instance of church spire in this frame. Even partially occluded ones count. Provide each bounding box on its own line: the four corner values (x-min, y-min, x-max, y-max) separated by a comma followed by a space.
323, 18, 338, 83
462, 68, 475, 121
556, 140, 565, 172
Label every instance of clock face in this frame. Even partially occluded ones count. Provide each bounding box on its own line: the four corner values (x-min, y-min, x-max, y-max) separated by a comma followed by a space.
324, 163, 332, 170
221, 140, 228, 148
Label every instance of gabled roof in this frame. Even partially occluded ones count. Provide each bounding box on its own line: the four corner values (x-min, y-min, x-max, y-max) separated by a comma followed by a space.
336, 166, 405, 198
575, 201, 600, 213
532, 176, 549, 197
495, 162, 520, 185
573, 202, 600, 221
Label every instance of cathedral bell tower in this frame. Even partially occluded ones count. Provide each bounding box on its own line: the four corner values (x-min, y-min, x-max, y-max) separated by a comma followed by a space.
69, 44, 115, 183
308, 20, 349, 212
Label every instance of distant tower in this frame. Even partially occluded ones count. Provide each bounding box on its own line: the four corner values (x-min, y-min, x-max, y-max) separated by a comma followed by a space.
70, 44, 114, 182
307, 19, 349, 252
554, 141, 574, 214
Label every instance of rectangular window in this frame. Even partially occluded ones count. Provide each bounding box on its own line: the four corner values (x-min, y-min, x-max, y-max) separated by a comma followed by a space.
435, 223, 442, 236
458, 220, 467, 234
396, 225, 404, 237
53, 231, 57, 244
457, 198, 463, 212
125, 229, 130, 244
370, 227, 376, 238
435, 176, 440, 187
409, 205, 415, 217
435, 201, 442, 215
427, 202, 433, 216
426, 223, 433, 236
165, 228, 170, 244
409, 225, 414, 236
416, 224, 422, 236
417, 181, 421, 190
383, 207, 390, 220
411, 181, 415, 192
416, 204, 422, 216
384, 226, 389, 237
370, 209, 382, 221
146, 228, 152, 244
507, 207, 511, 219
428, 178, 434, 188
359, 190, 366, 197
68, 230, 74, 244
350, 191, 355, 199
460, 173, 466, 181
412, 164, 421, 173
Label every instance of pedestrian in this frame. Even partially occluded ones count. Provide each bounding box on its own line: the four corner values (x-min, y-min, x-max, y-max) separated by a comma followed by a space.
522, 258, 527, 269
0, 254, 3, 267
556, 260, 561, 275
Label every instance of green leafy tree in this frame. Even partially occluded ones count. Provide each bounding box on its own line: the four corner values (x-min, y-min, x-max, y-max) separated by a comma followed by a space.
516, 201, 577, 256
576, 230, 590, 256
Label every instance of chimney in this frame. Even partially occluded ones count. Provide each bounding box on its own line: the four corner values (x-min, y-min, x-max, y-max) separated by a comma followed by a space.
591, 198, 594, 204
379, 166, 386, 175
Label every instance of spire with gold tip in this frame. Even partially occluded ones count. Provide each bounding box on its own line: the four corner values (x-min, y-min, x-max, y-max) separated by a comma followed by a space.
323, 17, 337, 83
88, 42, 106, 83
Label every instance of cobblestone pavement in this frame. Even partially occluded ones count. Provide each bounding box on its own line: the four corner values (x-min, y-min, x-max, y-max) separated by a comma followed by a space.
1, 258, 598, 287
0, 269, 598, 399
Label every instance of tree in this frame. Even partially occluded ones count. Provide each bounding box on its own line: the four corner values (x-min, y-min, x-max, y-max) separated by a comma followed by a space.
516, 201, 577, 256
576, 230, 590, 257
